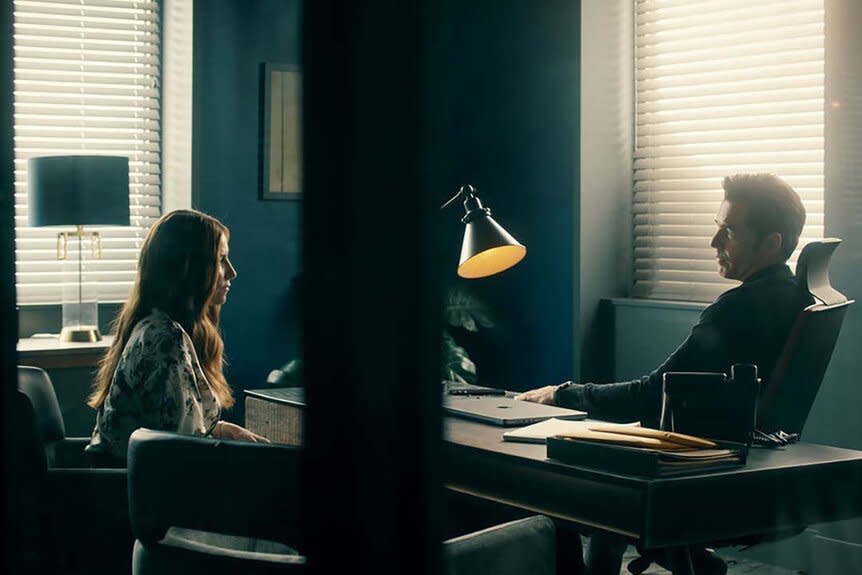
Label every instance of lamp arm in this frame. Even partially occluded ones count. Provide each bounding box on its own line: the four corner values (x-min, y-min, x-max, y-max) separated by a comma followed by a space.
440, 185, 489, 222
440, 189, 466, 210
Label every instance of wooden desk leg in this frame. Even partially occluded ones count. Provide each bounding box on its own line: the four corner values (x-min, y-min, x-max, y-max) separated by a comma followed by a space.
666, 546, 695, 575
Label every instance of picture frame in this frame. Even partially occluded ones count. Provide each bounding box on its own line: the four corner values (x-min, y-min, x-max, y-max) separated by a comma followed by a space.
260, 63, 302, 201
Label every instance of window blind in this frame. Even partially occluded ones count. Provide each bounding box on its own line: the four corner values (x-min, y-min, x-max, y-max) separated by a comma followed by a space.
13, 0, 161, 305
633, 0, 824, 302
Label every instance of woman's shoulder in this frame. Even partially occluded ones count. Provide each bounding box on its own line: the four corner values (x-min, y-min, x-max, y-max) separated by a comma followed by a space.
128, 309, 189, 352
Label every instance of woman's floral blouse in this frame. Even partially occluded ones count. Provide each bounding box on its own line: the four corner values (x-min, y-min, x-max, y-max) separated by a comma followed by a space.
87, 309, 221, 460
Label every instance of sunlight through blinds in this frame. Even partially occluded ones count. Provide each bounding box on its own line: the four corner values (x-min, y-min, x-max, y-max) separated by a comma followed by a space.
633, 0, 824, 302
13, 0, 161, 304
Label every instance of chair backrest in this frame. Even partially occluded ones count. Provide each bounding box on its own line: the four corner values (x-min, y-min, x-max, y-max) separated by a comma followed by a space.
9, 390, 52, 573
14, 387, 132, 574
17, 365, 66, 444
128, 428, 304, 550
444, 515, 556, 575
757, 239, 853, 435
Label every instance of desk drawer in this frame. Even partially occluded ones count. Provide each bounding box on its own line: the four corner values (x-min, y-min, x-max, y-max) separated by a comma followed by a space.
245, 396, 304, 446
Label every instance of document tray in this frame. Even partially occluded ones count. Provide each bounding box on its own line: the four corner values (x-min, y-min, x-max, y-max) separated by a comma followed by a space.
546, 436, 747, 478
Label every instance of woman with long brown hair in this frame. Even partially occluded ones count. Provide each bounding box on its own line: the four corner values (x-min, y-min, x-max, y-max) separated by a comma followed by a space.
86, 209, 268, 464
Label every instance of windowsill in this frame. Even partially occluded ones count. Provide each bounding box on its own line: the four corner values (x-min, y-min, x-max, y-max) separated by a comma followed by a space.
16, 302, 122, 340
17, 335, 113, 369
606, 297, 709, 312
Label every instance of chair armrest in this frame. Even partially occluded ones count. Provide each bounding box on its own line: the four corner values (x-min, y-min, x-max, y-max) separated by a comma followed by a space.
48, 437, 91, 468
445, 516, 556, 575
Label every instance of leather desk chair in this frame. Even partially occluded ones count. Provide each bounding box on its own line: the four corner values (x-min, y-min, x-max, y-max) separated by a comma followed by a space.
127, 428, 305, 575
757, 238, 853, 435
629, 239, 853, 575
17, 365, 133, 574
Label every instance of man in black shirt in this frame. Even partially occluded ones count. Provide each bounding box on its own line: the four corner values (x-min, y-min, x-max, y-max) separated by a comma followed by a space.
516, 173, 811, 574
517, 173, 810, 426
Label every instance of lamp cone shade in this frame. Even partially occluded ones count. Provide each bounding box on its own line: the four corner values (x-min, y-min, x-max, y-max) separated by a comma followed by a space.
457, 214, 526, 279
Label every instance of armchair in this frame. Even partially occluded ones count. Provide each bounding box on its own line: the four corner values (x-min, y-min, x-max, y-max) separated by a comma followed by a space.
17, 365, 132, 574
445, 515, 557, 575
127, 428, 304, 575
18, 365, 90, 467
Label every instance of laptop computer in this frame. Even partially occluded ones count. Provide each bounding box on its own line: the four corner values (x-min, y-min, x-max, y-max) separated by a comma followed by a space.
443, 380, 507, 396
444, 395, 587, 427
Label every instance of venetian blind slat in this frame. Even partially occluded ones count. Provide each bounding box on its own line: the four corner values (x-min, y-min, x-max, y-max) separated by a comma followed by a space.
632, 0, 824, 302
13, 0, 161, 305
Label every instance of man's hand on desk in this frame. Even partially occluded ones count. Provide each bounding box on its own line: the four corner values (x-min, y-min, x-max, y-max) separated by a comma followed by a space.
515, 381, 588, 410
213, 421, 271, 444
513, 385, 558, 405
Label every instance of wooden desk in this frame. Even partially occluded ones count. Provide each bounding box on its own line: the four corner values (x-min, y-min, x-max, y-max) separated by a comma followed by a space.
244, 387, 862, 551
445, 417, 862, 549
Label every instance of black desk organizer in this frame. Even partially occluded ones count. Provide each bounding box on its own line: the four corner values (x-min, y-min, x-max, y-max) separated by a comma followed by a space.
546, 436, 747, 478
547, 364, 758, 477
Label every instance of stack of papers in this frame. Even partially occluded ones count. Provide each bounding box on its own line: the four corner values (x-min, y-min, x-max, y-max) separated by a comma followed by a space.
502, 419, 641, 445
530, 420, 747, 477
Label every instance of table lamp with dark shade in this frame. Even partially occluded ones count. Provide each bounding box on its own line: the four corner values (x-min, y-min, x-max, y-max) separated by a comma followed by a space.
441, 184, 526, 278
28, 155, 130, 342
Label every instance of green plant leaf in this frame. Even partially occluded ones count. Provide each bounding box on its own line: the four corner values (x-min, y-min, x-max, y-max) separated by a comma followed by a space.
441, 330, 477, 384
443, 286, 494, 332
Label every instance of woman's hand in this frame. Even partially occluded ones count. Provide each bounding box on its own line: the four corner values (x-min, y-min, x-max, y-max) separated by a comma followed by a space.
213, 421, 271, 444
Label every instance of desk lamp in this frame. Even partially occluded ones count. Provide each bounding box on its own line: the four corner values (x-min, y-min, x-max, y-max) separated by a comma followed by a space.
28, 155, 130, 342
441, 184, 526, 278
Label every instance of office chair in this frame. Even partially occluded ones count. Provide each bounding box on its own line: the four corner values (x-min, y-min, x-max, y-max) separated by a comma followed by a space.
757, 238, 853, 435
445, 515, 557, 575
628, 239, 853, 575
128, 428, 305, 575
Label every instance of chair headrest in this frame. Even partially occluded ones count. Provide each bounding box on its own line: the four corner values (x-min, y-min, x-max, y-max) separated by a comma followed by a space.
128, 428, 302, 547
17, 365, 65, 443
795, 238, 848, 306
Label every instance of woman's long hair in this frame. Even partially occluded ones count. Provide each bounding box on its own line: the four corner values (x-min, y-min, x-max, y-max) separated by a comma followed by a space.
88, 209, 235, 409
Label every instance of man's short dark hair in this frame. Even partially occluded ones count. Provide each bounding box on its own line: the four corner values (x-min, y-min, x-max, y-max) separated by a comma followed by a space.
722, 173, 806, 261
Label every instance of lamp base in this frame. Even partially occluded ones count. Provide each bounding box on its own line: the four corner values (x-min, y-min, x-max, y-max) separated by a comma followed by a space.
59, 326, 102, 343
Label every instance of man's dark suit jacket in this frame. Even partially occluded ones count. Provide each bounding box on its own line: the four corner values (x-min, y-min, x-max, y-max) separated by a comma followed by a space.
555, 263, 813, 427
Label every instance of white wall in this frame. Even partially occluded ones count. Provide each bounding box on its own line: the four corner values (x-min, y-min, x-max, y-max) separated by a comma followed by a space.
161, 0, 194, 211
577, 0, 633, 379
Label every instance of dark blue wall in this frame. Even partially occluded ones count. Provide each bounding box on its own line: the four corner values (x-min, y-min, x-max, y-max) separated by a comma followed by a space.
193, 0, 302, 421
191, 0, 576, 413
427, 0, 579, 391
192, 0, 578, 400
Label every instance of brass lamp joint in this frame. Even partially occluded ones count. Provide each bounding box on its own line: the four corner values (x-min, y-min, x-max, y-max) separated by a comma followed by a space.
440, 184, 492, 223
57, 225, 104, 260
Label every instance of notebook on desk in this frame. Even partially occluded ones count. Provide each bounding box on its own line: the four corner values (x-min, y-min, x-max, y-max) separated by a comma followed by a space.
444, 395, 587, 427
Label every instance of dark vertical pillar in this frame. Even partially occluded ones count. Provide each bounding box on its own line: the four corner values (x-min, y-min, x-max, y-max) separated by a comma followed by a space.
301, 1, 443, 574
1, 0, 22, 571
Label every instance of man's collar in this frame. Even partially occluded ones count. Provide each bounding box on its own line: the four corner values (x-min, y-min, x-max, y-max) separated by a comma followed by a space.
743, 262, 792, 284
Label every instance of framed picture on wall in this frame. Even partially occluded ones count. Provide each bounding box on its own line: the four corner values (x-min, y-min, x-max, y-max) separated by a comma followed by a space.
260, 63, 302, 200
